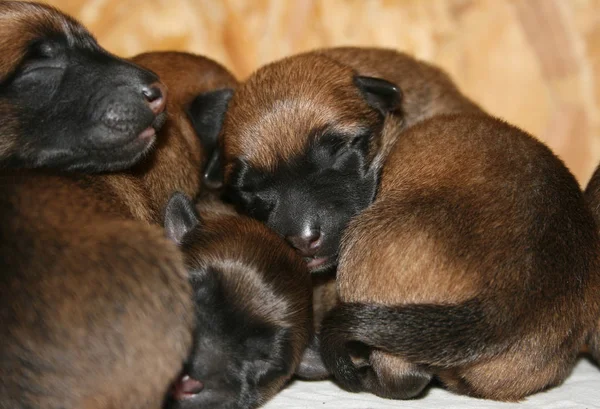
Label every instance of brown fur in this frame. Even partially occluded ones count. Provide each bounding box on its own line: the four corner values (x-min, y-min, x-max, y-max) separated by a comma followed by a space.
91, 51, 237, 224
220, 46, 484, 383
165, 197, 312, 409
0, 1, 85, 159
191, 199, 312, 365
222, 46, 481, 179
312, 272, 338, 331
334, 114, 600, 400
584, 164, 600, 365
0, 40, 238, 409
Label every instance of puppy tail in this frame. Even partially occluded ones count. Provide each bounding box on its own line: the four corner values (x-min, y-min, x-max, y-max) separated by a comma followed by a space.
320, 299, 505, 392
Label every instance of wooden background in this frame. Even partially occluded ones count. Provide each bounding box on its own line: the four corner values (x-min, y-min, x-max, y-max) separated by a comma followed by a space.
44, 0, 600, 185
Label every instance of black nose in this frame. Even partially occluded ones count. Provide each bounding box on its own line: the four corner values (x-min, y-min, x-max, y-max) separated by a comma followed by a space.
286, 230, 322, 257
142, 82, 167, 115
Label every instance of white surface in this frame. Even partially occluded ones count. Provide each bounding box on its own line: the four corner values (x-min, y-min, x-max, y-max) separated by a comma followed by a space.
265, 358, 599, 409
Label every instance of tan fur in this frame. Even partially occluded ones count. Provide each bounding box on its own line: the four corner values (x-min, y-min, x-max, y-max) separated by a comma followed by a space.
338, 114, 600, 400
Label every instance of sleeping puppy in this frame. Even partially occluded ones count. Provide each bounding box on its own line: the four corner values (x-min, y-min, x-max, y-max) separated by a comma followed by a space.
216, 47, 481, 379
584, 165, 600, 366
0, 10, 237, 406
220, 47, 482, 274
0, 1, 167, 172
163, 193, 312, 409
320, 114, 600, 401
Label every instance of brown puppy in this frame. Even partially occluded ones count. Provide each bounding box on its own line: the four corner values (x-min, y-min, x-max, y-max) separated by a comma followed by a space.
222, 47, 482, 274
320, 114, 600, 401
218, 47, 481, 378
584, 165, 600, 365
163, 193, 312, 409
0, 1, 167, 172
0, 16, 237, 408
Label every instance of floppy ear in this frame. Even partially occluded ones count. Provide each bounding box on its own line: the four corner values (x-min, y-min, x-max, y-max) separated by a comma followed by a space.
164, 191, 200, 245
295, 335, 331, 380
354, 76, 402, 115
187, 88, 234, 190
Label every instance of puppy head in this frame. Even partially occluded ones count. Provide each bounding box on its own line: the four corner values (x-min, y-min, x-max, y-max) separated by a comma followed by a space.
222, 53, 401, 272
0, 1, 167, 172
164, 193, 312, 409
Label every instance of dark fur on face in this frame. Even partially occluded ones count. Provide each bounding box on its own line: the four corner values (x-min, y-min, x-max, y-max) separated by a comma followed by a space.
583, 165, 600, 366
320, 114, 600, 401
0, 1, 170, 172
221, 47, 482, 272
163, 193, 312, 409
0, 48, 237, 409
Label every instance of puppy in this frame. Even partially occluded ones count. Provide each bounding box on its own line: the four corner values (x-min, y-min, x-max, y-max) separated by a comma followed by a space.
221, 47, 482, 274
0, 7, 237, 407
584, 165, 600, 365
0, 1, 167, 172
320, 114, 600, 401
163, 193, 312, 409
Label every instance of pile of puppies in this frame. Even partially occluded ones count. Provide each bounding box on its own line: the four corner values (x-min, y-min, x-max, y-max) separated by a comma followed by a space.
0, 2, 599, 409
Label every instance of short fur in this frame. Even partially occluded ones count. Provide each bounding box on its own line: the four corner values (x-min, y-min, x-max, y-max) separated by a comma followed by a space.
0, 1, 172, 172
0, 30, 236, 409
583, 164, 600, 365
163, 194, 312, 409
222, 47, 482, 273
321, 114, 600, 401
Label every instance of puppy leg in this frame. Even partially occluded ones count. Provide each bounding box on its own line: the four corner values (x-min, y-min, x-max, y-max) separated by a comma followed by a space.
438, 348, 575, 401
362, 351, 432, 400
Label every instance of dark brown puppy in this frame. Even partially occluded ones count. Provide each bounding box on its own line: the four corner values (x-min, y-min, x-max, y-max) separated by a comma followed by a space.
0, 37, 236, 409
163, 193, 312, 409
0, 1, 167, 172
583, 165, 600, 365
320, 114, 600, 401
221, 47, 482, 274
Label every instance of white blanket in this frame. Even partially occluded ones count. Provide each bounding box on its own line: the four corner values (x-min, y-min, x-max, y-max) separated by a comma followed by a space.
265, 358, 599, 409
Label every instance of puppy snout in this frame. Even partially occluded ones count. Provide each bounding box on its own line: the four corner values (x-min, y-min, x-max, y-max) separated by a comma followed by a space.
142, 82, 167, 115
286, 230, 322, 256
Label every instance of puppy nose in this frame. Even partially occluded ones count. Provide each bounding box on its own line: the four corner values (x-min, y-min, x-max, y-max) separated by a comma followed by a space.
286, 230, 322, 257
142, 82, 167, 115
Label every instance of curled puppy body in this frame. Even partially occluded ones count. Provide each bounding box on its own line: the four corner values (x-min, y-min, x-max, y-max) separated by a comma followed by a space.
0, 19, 237, 409
0, 1, 168, 172
319, 114, 600, 401
163, 193, 312, 409
584, 164, 600, 365
222, 47, 482, 274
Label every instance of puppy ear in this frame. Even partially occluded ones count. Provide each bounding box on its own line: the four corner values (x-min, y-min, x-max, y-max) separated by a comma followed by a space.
164, 191, 200, 245
203, 149, 223, 190
295, 335, 330, 380
187, 88, 234, 190
354, 76, 402, 114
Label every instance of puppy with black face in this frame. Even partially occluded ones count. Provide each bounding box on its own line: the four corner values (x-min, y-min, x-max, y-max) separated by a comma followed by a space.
0, 6, 236, 406
0, 1, 167, 172
584, 164, 600, 366
320, 114, 600, 401
163, 193, 312, 409
221, 47, 482, 273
